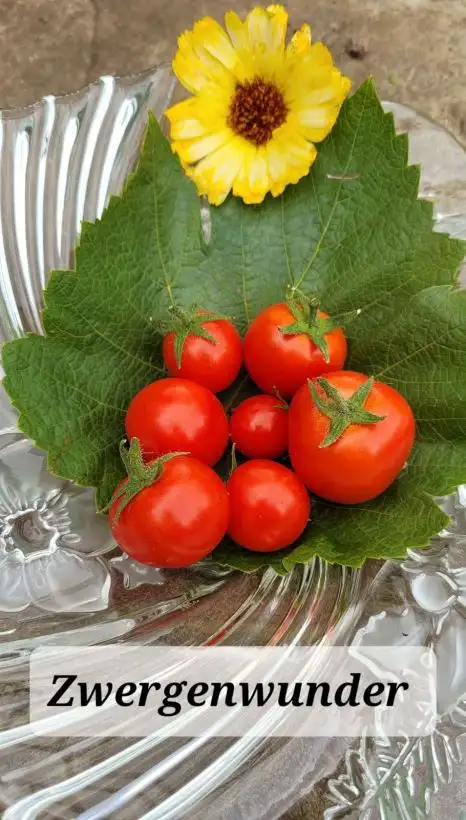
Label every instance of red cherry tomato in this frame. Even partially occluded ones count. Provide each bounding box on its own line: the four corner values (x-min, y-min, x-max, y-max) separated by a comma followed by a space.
109, 455, 230, 568
163, 313, 242, 393
289, 371, 416, 504
126, 378, 228, 466
227, 460, 310, 552
244, 302, 347, 398
229, 394, 288, 459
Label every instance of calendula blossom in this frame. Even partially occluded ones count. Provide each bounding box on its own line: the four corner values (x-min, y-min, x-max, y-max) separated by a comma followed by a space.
166, 5, 351, 205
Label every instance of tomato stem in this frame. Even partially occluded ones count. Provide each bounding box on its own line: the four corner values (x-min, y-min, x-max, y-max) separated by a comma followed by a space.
280, 288, 340, 363
230, 442, 238, 475
112, 438, 188, 523
308, 376, 386, 447
272, 386, 289, 411
167, 304, 229, 368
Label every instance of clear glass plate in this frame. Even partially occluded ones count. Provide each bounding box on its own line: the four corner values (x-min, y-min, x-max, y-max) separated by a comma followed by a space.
0, 68, 464, 819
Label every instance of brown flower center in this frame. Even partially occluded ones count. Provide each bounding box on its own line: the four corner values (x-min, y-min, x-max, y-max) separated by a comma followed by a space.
228, 78, 288, 146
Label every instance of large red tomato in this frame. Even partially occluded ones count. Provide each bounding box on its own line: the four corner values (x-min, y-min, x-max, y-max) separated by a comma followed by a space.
109, 452, 230, 568
126, 378, 228, 465
227, 460, 310, 552
244, 301, 347, 398
289, 371, 416, 503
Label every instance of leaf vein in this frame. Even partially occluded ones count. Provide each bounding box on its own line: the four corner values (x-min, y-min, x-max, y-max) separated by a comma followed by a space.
293, 87, 369, 290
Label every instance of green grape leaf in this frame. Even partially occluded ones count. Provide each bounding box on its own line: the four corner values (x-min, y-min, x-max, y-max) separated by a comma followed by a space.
3, 79, 466, 572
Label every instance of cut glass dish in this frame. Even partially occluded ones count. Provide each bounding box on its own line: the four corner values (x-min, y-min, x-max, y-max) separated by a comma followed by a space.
0, 66, 464, 819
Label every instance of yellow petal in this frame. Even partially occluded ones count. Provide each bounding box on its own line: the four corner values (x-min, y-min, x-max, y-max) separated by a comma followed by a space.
169, 118, 209, 140
287, 139, 317, 169
167, 105, 228, 144
173, 51, 208, 94
165, 97, 198, 123
286, 63, 351, 111
267, 4, 287, 15
266, 132, 316, 195
249, 148, 269, 194
224, 10, 250, 51
285, 112, 332, 144
233, 146, 270, 204
172, 129, 232, 164
166, 90, 230, 138
298, 106, 338, 129
231, 145, 261, 204
289, 68, 350, 104
192, 17, 238, 73
286, 23, 312, 57
245, 6, 287, 55
296, 81, 347, 106
297, 124, 332, 143
191, 138, 245, 205
287, 41, 333, 79
340, 75, 352, 98
292, 99, 345, 142
246, 7, 272, 50
266, 5, 289, 50
166, 97, 212, 140
265, 140, 289, 190
173, 27, 235, 95
307, 42, 334, 69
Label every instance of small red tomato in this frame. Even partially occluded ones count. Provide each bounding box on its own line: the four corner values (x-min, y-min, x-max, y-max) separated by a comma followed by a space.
227, 460, 310, 552
244, 300, 347, 398
163, 310, 242, 393
109, 451, 230, 568
289, 371, 416, 504
126, 378, 228, 466
229, 394, 288, 459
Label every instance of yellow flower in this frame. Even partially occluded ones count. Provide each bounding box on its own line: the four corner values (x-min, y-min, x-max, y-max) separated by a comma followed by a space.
166, 6, 351, 205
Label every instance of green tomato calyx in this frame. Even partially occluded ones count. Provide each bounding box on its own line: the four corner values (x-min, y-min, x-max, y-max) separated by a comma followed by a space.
280, 289, 340, 363
167, 304, 229, 368
112, 438, 188, 523
308, 376, 386, 447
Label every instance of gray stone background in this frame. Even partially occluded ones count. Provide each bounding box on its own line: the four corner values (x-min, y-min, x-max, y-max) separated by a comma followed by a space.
0, 0, 465, 150
0, 0, 464, 817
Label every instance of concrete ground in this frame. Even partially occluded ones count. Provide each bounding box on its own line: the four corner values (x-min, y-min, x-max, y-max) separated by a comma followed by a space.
0, 1, 464, 817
